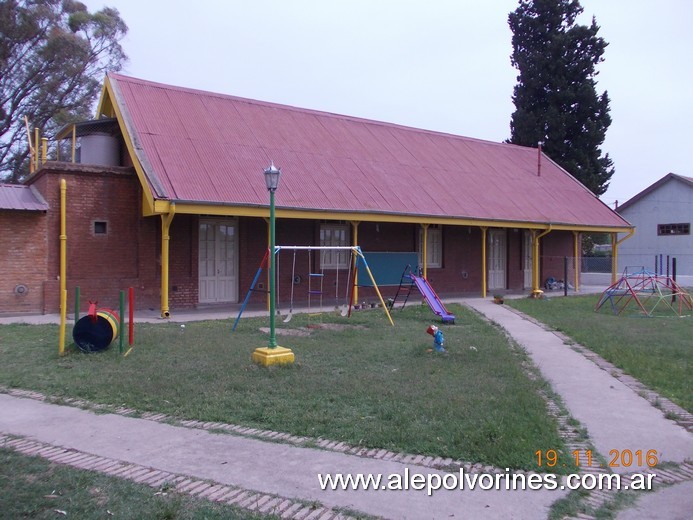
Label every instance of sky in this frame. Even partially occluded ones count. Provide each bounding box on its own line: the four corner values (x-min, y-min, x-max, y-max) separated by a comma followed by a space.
79, 0, 693, 207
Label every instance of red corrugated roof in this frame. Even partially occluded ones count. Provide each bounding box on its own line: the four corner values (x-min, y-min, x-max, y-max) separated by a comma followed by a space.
0, 184, 49, 211
108, 73, 630, 228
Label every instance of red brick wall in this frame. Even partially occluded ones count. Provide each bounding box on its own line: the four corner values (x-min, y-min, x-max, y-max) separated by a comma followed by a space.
0, 210, 48, 314
27, 163, 191, 313
541, 231, 577, 288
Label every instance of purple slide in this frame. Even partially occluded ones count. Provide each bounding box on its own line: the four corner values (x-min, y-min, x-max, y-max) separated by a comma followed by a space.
409, 274, 455, 324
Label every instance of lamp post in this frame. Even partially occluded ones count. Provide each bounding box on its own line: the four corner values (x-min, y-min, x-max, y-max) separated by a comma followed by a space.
264, 161, 280, 349
252, 162, 295, 366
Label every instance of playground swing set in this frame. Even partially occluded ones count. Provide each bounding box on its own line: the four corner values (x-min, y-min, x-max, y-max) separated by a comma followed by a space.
232, 245, 394, 330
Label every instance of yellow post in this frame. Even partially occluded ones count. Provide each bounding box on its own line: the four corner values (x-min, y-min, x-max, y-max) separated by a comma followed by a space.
611, 233, 618, 284
573, 231, 580, 292
160, 205, 175, 318
532, 228, 552, 296
421, 223, 429, 279
34, 128, 40, 171
351, 221, 360, 303
41, 137, 48, 165
480, 227, 487, 298
356, 249, 394, 326
611, 229, 634, 283
59, 179, 67, 355
71, 124, 77, 163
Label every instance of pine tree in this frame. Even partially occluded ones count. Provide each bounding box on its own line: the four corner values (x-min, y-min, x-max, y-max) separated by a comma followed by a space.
508, 0, 613, 196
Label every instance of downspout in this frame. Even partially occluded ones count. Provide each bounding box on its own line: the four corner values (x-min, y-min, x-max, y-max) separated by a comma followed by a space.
421, 223, 429, 279
59, 179, 67, 356
160, 204, 176, 318
480, 227, 488, 298
611, 229, 635, 284
351, 221, 360, 304
532, 227, 552, 296
572, 231, 580, 292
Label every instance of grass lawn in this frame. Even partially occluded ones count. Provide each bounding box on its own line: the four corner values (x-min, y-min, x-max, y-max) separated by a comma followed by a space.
506, 294, 692, 412
0, 304, 570, 472
0, 447, 274, 519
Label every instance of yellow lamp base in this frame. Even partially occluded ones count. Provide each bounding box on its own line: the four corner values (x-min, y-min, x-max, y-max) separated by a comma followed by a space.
252, 346, 295, 366
530, 289, 545, 299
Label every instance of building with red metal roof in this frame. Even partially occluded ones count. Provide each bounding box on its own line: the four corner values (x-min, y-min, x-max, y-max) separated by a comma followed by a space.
1, 73, 633, 316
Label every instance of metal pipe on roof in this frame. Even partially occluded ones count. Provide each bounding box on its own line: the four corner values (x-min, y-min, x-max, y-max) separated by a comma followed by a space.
537, 141, 543, 177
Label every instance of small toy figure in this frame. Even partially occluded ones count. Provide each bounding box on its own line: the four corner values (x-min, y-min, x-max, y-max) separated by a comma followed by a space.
426, 325, 446, 353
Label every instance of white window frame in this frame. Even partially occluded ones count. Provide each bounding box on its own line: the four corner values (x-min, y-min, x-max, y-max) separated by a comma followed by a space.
418, 225, 442, 269
319, 223, 350, 269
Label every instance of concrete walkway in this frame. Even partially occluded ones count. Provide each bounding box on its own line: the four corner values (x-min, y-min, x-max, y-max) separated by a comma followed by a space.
464, 299, 693, 519
1, 297, 691, 519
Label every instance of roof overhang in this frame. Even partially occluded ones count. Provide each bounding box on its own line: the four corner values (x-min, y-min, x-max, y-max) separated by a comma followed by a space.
146, 198, 632, 233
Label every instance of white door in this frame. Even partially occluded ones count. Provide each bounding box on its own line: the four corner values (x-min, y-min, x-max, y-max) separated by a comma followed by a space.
488, 229, 507, 290
523, 231, 533, 289
199, 220, 238, 303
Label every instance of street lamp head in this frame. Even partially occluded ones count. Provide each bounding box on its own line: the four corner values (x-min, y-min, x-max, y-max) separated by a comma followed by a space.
263, 161, 281, 192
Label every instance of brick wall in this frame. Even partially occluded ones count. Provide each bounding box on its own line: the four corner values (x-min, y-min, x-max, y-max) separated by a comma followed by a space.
541, 231, 578, 288
27, 163, 183, 313
0, 210, 48, 314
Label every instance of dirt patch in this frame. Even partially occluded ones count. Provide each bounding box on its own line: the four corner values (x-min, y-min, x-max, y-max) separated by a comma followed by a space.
259, 327, 311, 337
306, 323, 366, 331
259, 323, 366, 337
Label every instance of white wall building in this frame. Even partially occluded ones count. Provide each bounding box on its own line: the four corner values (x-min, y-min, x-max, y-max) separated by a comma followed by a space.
616, 173, 693, 281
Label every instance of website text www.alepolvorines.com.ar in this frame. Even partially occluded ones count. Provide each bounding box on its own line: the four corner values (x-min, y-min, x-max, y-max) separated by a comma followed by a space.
318, 467, 657, 496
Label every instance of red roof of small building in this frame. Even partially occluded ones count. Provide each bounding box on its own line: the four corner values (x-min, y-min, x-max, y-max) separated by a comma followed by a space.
107, 73, 630, 229
0, 184, 49, 211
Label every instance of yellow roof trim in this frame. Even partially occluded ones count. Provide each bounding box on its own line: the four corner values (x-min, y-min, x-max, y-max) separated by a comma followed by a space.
150, 201, 632, 233
96, 76, 157, 214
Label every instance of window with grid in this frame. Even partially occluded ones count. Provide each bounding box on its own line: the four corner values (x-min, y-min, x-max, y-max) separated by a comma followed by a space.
320, 223, 350, 269
657, 223, 690, 236
418, 225, 442, 269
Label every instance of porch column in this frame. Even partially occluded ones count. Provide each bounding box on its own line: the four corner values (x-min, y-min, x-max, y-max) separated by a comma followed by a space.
611, 229, 635, 283
573, 231, 581, 292
480, 227, 487, 298
532, 228, 551, 296
421, 223, 429, 278
160, 205, 176, 318
611, 233, 618, 284
351, 221, 360, 303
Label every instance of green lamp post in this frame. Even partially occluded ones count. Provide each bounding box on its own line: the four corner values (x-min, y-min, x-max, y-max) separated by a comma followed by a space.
252, 162, 295, 366
264, 161, 280, 348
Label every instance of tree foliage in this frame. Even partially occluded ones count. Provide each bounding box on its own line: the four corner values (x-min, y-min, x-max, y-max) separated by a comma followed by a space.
0, 0, 127, 182
508, 0, 613, 196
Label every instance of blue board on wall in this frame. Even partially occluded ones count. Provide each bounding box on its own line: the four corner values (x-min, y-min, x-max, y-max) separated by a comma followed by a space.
357, 252, 420, 286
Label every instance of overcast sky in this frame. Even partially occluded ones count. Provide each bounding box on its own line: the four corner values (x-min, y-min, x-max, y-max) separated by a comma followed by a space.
80, 0, 693, 207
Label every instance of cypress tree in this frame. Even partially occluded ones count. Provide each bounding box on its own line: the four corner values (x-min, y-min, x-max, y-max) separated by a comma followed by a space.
508, 0, 614, 196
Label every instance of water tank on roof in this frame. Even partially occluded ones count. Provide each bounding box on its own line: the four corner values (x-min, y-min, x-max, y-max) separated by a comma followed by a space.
78, 132, 120, 166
